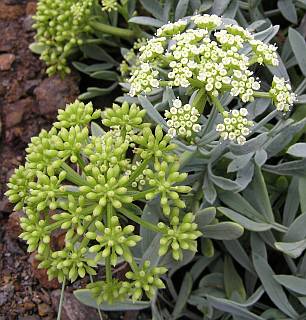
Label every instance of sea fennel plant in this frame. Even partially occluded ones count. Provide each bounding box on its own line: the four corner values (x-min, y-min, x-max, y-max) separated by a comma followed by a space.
6, 100, 202, 306
117, 13, 306, 319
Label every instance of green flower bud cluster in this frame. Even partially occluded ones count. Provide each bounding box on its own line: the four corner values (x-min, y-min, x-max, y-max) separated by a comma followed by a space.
33, 0, 96, 75
102, 102, 148, 131
38, 247, 97, 282
55, 101, 101, 129
87, 216, 141, 266
144, 162, 191, 215
87, 261, 167, 304
158, 209, 202, 260
6, 99, 201, 306
125, 261, 167, 302
6, 166, 34, 211
87, 278, 128, 305
101, 0, 118, 12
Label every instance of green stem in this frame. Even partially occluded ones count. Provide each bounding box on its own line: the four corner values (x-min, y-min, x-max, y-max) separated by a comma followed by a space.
125, 248, 139, 272
128, 158, 151, 186
105, 203, 113, 282
248, 55, 259, 66
132, 188, 157, 201
90, 21, 135, 40
253, 91, 271, 99
119, 206, 161, 233
210, 96, 226, 114
192, 88, 207, 113
77, 155, 86, 171
89, 275, 103, 320
57, 278, 66, 320
61, 162, 89, 186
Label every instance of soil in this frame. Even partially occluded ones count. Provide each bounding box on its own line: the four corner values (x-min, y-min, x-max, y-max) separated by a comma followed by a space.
0, 1, 110, 319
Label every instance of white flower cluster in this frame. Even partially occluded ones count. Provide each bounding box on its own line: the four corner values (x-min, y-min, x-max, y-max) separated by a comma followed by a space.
156, 20, 188, 37
165, 99, 201, 138
249, 40, 279, 66
129, 63, 159, 96
216, 108, 253, 145
128, 14, 278, 101
269, 76, 297, 112
191, 14, 222, 30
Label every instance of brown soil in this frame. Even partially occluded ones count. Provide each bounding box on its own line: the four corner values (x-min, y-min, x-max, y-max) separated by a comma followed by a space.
0, 1, 94, 319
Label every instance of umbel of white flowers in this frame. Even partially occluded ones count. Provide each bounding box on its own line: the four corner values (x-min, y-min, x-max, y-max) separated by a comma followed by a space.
165, 98, 201, 139
127, 14, 297, 145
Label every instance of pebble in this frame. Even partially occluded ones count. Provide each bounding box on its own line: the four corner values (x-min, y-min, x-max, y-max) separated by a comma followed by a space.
0, 53, 15, 71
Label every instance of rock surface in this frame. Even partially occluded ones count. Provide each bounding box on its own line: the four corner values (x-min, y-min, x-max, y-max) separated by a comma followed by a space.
0, 53, 16, 70
51, 290, 100, 320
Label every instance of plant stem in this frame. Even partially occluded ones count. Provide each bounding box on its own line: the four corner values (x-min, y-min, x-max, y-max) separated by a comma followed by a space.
57, 278, 66, 320
253, 91, 271, 99
119, 206, 161, 233
61, 162, 88, 186
132, 188, 157, 201
127, 158, 151, 186
192, 88, 207, 113
77, 155, 86, 172
90, 21, 135, 40
89, 275, 103, 320
210, 96, 225, 114
105, 203, 113, 283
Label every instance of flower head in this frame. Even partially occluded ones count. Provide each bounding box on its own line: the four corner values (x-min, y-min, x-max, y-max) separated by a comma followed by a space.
216, 108, 253, 145
127, 14, 279, 105
6, 100, 193, 303
101, 0, 118, 12
158, 210, 202, 260
165, 98, 201, 139
269, 76, 297, 112
33, 0, 94, 75
125, 261, 167, 301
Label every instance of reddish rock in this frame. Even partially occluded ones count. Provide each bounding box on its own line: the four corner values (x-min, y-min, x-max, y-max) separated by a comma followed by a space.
38, 303, 52, 317
51, 290, 100, 320
6, 211, 24, 239
0, 3, 24, 20
28, 253, 60, 289
26, 2, 36, 16
0, 53, 15, 71
4, 97, 34, 128
34, 75, 79, 115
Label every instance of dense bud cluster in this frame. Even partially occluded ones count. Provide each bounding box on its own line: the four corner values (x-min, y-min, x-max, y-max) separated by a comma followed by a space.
6, 100, 201, 305
216, 108, 253, 145
33, 0, 96, 75
101, 0, 118, 12
158, 209, 202, 260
